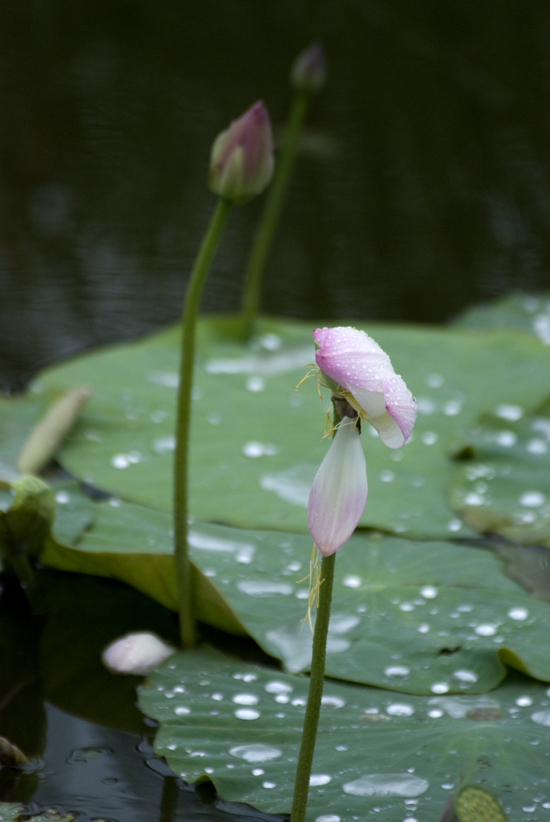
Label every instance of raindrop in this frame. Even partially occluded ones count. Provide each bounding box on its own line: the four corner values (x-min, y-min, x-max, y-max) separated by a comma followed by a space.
400, 602, 415, 612
55, 491, 70, 504
207, 412, 222, 425
508, 606, 529, 620
252, 768, 264, 776
428, 709, 444, 718
259, 333, 281, 351
234, 708, 260, 720
386, 703, 414, 717
237, 580, 293, 597
421, 432, 438, 445
329, 614, 360, 634
464, 492, 485, 506
385, 666, 410, 680
211, 693, 223, 701
531, 710, 550, 727
453, 670, 478, 683
380, 470, 395, 482
147, 371, 179, 388
475, 623, 498, 636
495, 430, 516, 447
495, 403, 523, 421
174, 706, 190, 716
427, 373, 444, 388
417, 623, 430, 633
516, 696, 533, 707
342, 575, 362, 588
243, 441, 278, 458
321, 695, 346, 709
262, 781, 276, 789
233, 694, 259, 706
310, 774, 332, 786
265, 681, 293, 695
527, 438, 547, 455
444, 400, 462, 416
111, 451, 141, 469
246, 376, 266, 392
420, 585, 438, 599
429, 695, 500, 719
447, 519, 463, 532
342, 773, 429, 798
417, 398, 437, 415
519, 491, 546, 508
229, 744, 281, 763
152, 436, 175, 454
188, 531, 255, 564
431, 683, 450, 694
316, 816, 340, 822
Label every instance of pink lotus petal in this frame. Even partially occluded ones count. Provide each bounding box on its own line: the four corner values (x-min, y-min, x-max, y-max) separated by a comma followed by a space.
313, 326, 417, 446
383, 373, 417, 443
102, 632, 176, 675
307, 421, 367, 556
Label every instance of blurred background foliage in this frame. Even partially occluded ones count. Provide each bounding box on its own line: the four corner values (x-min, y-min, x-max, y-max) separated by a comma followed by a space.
1, 0, 550, 389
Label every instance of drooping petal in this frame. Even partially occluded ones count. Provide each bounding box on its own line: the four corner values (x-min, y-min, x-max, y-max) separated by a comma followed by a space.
383, 372, 417, 443
307, 421, 368, 556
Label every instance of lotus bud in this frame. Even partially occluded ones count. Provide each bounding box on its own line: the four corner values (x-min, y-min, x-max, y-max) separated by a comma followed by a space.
290, 42, 327, 94
208, 101, 274, 204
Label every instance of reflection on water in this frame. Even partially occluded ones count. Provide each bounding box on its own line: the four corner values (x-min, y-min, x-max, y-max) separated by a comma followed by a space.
1, 0, 550, 392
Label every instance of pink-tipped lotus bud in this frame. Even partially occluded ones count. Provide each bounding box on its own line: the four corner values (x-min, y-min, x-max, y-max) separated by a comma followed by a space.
208, 101, 274, 204
290, 42, 327, 93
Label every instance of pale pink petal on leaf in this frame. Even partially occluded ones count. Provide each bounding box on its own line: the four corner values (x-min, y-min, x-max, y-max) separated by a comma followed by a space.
307, 421, 367, 556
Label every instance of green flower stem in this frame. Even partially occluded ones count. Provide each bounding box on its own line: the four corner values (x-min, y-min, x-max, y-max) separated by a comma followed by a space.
291, 551, 336, 822
241, 91, 310, 335
173, 197, 233, 649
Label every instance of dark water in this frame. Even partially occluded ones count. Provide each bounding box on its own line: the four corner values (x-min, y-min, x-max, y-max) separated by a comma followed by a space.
2, 0, 550, 391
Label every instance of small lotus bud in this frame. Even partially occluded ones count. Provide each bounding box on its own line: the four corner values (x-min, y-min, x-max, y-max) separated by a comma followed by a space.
102, 632, 176, 675
290, 42, 327, 93
208, 101, 274, 204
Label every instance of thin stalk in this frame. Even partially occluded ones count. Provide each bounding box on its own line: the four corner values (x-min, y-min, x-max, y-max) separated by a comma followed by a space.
241, 91, 310, 335
173, 197, 233, 648
291, 552, 336, 822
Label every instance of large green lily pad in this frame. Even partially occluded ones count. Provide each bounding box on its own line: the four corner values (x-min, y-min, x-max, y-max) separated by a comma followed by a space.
44, 497, 550, 693
450, 407, 550, 546
454, 291, 550, 344
139, 645, 550, 821
25, 317, 550, 543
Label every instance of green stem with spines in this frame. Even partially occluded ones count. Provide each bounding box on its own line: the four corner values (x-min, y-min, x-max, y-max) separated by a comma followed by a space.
173, 197, 233, 648
241, 91, 310, 335
290, 551, 336, 822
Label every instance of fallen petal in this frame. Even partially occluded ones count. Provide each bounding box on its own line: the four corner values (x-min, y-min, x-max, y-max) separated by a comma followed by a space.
102, 632, 176, 675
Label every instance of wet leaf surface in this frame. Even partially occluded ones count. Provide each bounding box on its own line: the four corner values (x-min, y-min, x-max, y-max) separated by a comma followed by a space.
25, 317, 550, 541
139, 645, 550, 822
45, 497, 550, 693
450, 408, 550, 546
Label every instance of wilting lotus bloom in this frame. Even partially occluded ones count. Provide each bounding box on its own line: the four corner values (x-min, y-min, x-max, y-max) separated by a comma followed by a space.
307, 326, 417, 556
209, 101, 274, 204
102, 632, 176, 675
290, 42, 327, 93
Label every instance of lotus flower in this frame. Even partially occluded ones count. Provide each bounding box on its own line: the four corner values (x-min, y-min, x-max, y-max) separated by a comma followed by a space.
307, 326, 417, 556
